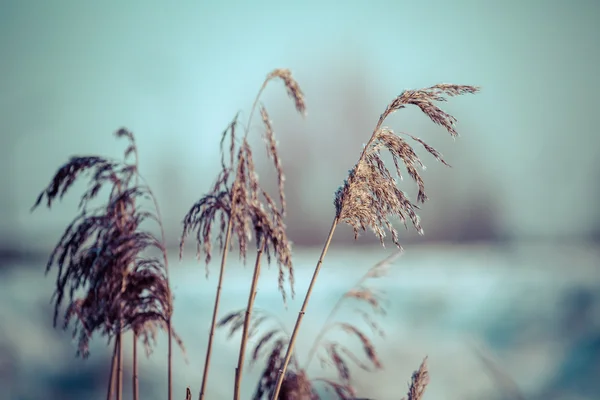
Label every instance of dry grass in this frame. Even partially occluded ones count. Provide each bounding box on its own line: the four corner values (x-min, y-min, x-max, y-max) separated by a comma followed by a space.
218, 251, 399, 399
31, 129, 184, 400
272, 83, 479, 398
32, 69, 479, 400
334, 84, 479, 246
180, 68, 305, 400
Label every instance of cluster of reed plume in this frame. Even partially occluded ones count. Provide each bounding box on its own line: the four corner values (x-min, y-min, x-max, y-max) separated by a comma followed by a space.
32, 68, 478, 399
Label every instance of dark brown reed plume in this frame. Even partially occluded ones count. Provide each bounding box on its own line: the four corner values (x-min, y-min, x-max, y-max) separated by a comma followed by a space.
218, 252, 398, 399
272, 83, 480, 399
180, 68, 305, 400
402, 357, 429, 400
31, 128, 184, 400
217, 308, 311, 399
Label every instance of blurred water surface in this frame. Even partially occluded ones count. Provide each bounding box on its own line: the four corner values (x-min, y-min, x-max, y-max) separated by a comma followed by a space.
1, 242, 598, 400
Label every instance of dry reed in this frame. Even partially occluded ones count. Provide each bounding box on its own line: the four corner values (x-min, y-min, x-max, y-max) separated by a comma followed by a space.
32, 129, 184, 400
272, 83, 480, 399
403, 358, 430, 400
32, 69, 480, 400
180, 68, 305, 400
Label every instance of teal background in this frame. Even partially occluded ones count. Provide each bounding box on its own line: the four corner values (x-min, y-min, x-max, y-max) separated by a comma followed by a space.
2, 0, 599, 250
0, 1, 598, 400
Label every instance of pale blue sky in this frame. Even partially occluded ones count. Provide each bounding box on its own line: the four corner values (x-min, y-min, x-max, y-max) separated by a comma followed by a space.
1, 0, 599, 250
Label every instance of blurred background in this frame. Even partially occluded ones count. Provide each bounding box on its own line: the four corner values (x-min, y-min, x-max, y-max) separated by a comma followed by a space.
1, 0, 598, 399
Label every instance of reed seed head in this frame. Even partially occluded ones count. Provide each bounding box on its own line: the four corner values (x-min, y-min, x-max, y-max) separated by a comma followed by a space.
266, 68, 307, 117
32, 129, 182, 358
334, 84, 479, 248
181, 69, 306, 303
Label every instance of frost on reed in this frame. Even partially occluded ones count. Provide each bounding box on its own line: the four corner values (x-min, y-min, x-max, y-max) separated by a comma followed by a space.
31, 129, 183, 400
272, 83, 479, 399
218, 252, 399, 399
179, 68, 305, 400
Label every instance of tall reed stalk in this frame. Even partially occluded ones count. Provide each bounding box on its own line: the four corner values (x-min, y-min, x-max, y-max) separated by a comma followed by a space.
180, 68, 305, 400
234, 239, 265, 400
32, 68, 480, 400
107, 336, 118, 400
271, 83, 479, 399
133, 332, 139, 400
198, 217, 233, 400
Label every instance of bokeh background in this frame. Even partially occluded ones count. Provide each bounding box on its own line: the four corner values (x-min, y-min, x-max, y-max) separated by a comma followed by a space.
1, 1, 599, 399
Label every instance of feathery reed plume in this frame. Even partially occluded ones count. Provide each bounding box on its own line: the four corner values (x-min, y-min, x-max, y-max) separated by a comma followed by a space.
219, 252, 398, 399
403, 357, 429, 400
180, 68, 304, 400
272, 83, 480, 399
32, 128, 184, 400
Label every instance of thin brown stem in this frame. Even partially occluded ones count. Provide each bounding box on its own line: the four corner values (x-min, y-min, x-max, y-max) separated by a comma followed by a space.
303, 259, 386, 370
133, 333, 139, 400
234, 239, 266, 400
244, 81, 269, 140
148, 188, 174, 400
107, 337, 118, 400
199, 217, 234, 400
131, 157, 140, 400
116, 328, 123, 400
271, 217, 339, 400
115, 180, 128, 400
116, 250, 126, 400
343, 112, 388, 184
167, 317, 173, 400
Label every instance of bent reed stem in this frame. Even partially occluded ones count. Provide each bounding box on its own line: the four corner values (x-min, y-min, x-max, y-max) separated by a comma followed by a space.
199, 217, 234, 400
271, 217, 339, 400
